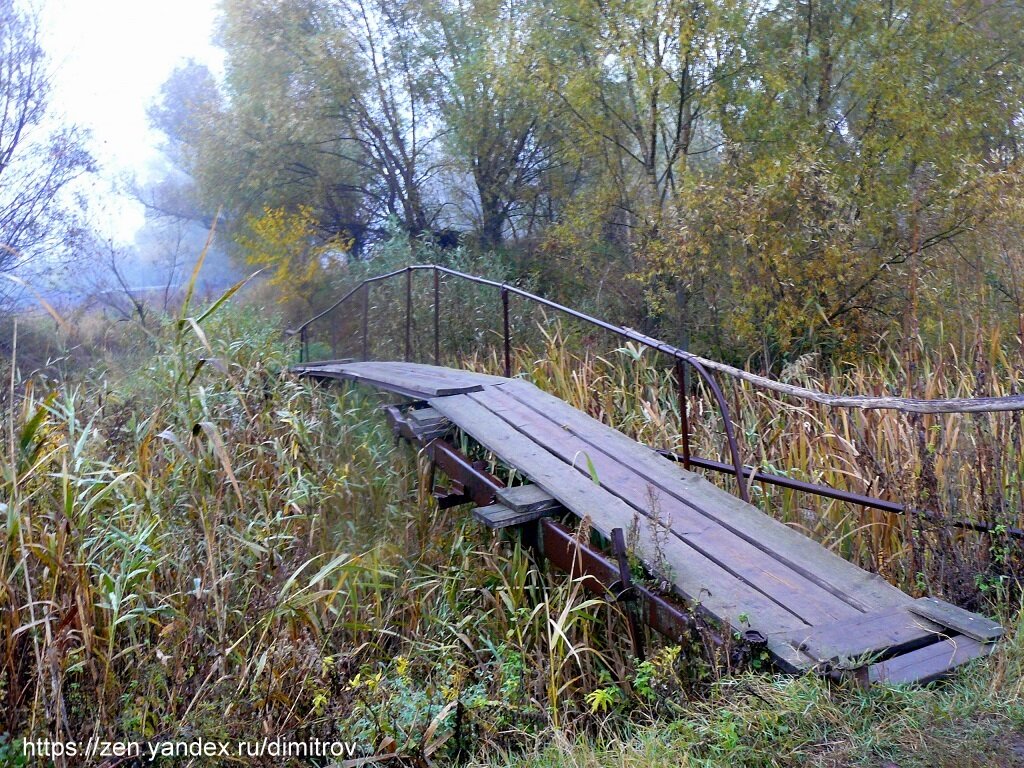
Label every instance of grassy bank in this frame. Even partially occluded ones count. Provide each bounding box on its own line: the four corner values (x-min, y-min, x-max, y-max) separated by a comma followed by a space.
2, 302, 1023, 766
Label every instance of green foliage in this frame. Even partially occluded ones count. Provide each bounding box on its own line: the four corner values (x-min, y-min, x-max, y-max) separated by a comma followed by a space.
414, 0, 561, 246
153, 0, 1024, 367
643, 0, 1024, 360
491, 638, 1024, 766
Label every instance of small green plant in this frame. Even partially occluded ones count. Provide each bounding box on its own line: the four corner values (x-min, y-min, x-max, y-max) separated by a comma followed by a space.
585, 685, 621, 714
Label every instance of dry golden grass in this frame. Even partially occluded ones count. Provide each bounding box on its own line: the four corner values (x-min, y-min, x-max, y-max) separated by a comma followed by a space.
462, 322, 1023, 606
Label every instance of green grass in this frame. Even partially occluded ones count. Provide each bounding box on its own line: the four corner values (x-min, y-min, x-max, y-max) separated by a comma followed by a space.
478, 634, 1024, 766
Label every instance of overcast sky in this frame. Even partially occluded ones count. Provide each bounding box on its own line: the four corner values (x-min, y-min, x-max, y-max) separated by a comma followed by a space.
40, 0, 224, 242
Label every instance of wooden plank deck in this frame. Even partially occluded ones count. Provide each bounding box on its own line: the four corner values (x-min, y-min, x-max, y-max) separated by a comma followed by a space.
294, 360, 1002, 681
291, 361, 504, 398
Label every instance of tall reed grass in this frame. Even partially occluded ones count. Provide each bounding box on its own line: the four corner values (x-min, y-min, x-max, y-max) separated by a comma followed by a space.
459, 323, 1024, 609
3, 277, 1023, 765
1, 304, 665, 765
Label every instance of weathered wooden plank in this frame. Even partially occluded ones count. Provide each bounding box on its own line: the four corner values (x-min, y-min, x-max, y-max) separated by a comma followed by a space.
340, 362, 489, 393
867, 635, 993, 685
474, 502, 556, 529
409, 406, 446, 426
781, 607, 943, 667
497, 379, 910, 613
297, 362, 488, 397
471, 385, 863, 625
496, 484, 561, 514
908, 597, 1004, 642
292, 358, 355, 367
428, 393, 816, 645
391, 362, 504, 382
350, 362, 503, 388
308, 370, 444, 398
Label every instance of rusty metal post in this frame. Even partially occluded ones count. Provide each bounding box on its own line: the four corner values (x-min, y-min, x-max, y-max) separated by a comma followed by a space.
684, 358, 749, 503
405, 268, 413, 362
433, 267, 441, 365
674, 358, 691, 470
361, 283, 370, 361
501, 285, 511, 378
705, 367, 748, 503
610, 527, 644, 661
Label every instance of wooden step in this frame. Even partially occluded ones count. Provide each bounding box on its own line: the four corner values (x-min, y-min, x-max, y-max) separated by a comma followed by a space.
908, 597, 1004, 642
473, 501, 558, 529
496, 484, 562, 514
866, 634, 994, 685
410, 406, 445, 425
407, 406, 451, 440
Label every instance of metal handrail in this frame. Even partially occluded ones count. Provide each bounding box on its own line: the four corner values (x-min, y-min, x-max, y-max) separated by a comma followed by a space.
291, 264, 752, 501
290, 263, 1024, 508
294, 264, 1024, 413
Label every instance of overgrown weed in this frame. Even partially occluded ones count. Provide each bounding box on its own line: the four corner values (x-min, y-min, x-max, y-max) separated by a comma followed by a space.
3, 287, 1023, 765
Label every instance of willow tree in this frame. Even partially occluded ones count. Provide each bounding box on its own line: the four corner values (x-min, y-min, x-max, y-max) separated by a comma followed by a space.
303, 0, 444, 238
536, 0, 748, 233
194, 0, 433, 253
521, 0, 753, 322
412, 0, 564, 246
185, 0, 375, 253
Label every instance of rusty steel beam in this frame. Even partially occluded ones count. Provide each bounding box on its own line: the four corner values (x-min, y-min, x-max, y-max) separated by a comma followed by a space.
361, 283, 370, 361
538, 518, 721, 648
674, 359, 691, 470
405, 267, 413, 362
427, 439, 504, 508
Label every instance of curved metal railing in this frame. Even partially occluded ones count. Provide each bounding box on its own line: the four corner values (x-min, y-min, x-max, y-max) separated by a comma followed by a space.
290, 264, 749, 500
289, 264, 1024, 533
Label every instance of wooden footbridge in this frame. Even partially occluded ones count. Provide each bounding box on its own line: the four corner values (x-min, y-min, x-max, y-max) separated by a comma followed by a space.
294, 359, 1001, 684
290, 265, 1019, 686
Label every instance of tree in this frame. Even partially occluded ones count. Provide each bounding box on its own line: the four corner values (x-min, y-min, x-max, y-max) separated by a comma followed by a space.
650, 0, 1024, 362
142, 60, 223, 229
302, 0, 442, 238
0, 4, 93, 281
157, 0, 1024, 364
197, 0, 441, 250
235, 204, 347, 317
518, 0, 751, 321
536, 0, 745, 234
414, 0, 563, 246
148, 60, 222, 168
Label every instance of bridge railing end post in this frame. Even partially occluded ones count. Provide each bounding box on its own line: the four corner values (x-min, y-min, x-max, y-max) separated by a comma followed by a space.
501, 285, 511, 378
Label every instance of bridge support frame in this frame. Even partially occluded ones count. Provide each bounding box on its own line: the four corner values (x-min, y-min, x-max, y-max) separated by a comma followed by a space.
384, 403, 743, 668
